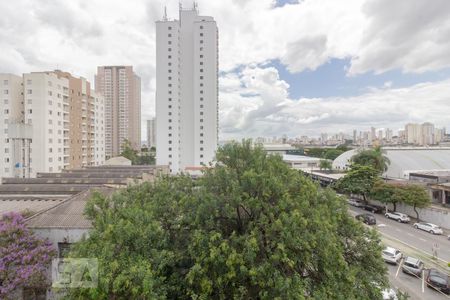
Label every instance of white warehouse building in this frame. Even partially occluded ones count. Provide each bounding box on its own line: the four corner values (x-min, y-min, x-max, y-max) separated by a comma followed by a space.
155, 5, 218, 174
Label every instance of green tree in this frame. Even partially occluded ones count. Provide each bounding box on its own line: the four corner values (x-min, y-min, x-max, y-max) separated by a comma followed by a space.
120, 140, 155, 165
323, 149, 343, 160
370, 181, 398, 211
334, 164, 379, 203
396, 185, 430, 220
120, 139, 138, 163
351, 146, 390, 174
319, 159, 332, 171
67, 140, 387, 299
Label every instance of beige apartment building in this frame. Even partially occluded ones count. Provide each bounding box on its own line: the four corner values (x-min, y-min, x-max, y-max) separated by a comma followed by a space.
54, 71, 105, 169
95, 66, 141, 159
0, 71, 105, 178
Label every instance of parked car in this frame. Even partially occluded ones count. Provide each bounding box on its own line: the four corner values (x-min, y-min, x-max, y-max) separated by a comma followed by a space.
348, 198, 364, 207
413, 222, 443, 235
363, 204, 384, 214
382, 247, 402, 264
385, 211, 410, 223
401, 256, 424, 277
355, 213, 376, 225
426, 268, 450, 294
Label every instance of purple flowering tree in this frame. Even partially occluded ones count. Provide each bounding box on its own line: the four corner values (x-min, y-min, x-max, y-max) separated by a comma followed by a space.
0, 212, 56, 299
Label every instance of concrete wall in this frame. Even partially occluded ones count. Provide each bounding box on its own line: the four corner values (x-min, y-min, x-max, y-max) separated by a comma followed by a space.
368, 199, 450, 230
32, 228, 90, 256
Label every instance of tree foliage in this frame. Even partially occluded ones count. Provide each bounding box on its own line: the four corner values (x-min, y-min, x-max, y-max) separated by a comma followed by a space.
334, 164, 379, 202
120, 139, 155, 165
0, 212, 56, 299
68, 140, 387, 299
351, 146, 390, 175
319, 159, 332, 171
395, 185, 430, 220
370, 181, 398, 211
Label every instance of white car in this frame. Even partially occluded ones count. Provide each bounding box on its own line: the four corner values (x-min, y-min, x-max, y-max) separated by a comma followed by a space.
385, 212, 410, 223
413, 222, 443, 235
382, 247, 402, 264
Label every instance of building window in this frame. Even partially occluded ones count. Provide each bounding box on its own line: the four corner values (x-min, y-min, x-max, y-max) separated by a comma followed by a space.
200, 33, 203, 36
200, 133, 204, 137
200, 154, 203, 158
49, 157, 53, 162
168, 26, 172, 30
169, 140, 172, 144
168, 55, 172, 59
168, 105, 172, 108
200, 126, 204, 129
200, 62, 203, 65
3, 99, 8, 104
169, 154, 172, 158
168, 48, 172, 51
5, 158, 9, 163
4, 109, 8, 114
27, 99, 32, 104
200, 25, 203, 29
200, 111, 203, 115
200, 97, 204, 101
168, 62, 172, 66
168, 133, 172, 137
169, 147, 172, 151
200, 69, 203, 72
168, 33, 172, 37
200, 147, 204, 151
200, 40, 203, 44
200, 76, 203, 80
168, 40, 172, 45
48, 91, 52, 96
200, 90, 203, 94
3, 80, 8, 85
3, 90, 8, 95
200, 47, 203, 51
200, 104, 203, 108
200, 54, 203, 58
200, 119, 203, 122
168, 119, 172, 123
168, 76, 172, 80
168, 69, 172, 73
168, 112, 172, 116
200, 83, 203, 87
168, 84, 172, 87
168, 98, 172, 101
200, 140, 204, 144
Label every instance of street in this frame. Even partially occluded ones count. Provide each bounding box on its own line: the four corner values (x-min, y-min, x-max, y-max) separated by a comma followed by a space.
348, 206, 450, 299
348, 206, 450, 262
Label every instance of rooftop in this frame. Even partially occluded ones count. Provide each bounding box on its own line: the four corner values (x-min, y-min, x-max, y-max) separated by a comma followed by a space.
26, 187, 115, 229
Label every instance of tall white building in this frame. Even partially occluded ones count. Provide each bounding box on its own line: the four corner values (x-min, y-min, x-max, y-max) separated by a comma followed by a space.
147, 118, 156, 148
155, 5, 218, 174
0, 71, 105, 178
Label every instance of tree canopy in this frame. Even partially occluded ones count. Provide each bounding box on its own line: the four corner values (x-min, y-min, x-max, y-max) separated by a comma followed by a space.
0, 212, 56, 299
351, 146, 390, 175
334, 164, 379, 202
319, 159, 332, 171
120, 139, 155, 165
68, 140, 387, 299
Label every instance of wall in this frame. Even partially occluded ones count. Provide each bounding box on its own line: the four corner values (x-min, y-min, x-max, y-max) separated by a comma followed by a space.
368, 199, 450, 229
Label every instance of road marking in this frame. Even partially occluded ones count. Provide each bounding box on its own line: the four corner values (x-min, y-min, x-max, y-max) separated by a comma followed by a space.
419, 238, 427, 242
407, 233, 414, 237
378, 224, 386, 227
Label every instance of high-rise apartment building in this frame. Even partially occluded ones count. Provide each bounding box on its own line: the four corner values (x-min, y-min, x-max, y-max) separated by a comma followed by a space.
0, 71, 105, 178
95, 66, 141, 159
147, 118, 156, 148
155, 5, 218, 173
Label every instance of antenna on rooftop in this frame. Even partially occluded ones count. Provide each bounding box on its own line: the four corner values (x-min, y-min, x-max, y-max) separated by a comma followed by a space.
193, 1, 198, 12
163, 5, 168, 21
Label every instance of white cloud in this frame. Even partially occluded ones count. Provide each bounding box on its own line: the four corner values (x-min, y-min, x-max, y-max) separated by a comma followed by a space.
219, 65, 450, 139
1, 0, 450, 138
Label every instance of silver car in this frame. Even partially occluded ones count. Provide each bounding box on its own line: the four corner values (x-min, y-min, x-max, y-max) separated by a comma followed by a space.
401, 256, 424, 277
385, 211, 410, 223
413, 222, 443, 235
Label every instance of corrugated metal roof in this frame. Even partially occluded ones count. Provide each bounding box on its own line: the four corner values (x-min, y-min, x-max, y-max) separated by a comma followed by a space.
0, 196, 64, 215
26, 187, 115, 229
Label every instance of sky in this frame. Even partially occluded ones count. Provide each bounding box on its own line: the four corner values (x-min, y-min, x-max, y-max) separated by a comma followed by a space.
1, 0, 450, 140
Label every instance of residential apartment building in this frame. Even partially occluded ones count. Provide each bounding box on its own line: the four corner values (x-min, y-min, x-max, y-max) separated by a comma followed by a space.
0, 71, 105, 178
155, 5, 218, 174
0, 74, 24, 178
147, 118, 156, 148
95, 66, 141, 159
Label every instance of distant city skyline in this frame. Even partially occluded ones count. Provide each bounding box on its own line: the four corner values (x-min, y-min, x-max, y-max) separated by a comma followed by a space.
1, 0, 450, 139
